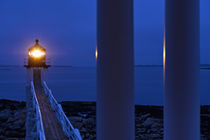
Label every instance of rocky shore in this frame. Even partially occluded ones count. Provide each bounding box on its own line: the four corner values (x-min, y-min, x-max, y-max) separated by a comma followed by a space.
0, 99, 209, 140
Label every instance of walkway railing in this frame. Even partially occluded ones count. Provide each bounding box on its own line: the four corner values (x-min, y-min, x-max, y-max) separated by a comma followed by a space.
42, 81, 82, 140
30, 81, 46, 140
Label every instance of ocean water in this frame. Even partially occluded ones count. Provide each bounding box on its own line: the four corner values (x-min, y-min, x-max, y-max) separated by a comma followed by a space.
0, 66, 209, 105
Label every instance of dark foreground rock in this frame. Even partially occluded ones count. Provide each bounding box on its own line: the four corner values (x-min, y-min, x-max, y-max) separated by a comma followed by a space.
0, 100, 26, 140
0, 99, 209, 140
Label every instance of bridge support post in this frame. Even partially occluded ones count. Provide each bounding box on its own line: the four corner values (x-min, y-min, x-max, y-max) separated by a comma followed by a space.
164, 0, 200, 139
97, 0, 134, 139
26, 68, 33, 84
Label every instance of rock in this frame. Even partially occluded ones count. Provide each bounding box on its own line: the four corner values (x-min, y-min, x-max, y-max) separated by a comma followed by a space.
83, 118, 95, 126
136, 128, 146, 133
5, 130, 24, 137
1, 99, 210, 139
142, 117, 154, 128
69, 116, 82, 122
0, 109, 11, 122
141, 113, 151, 120
149, 134, 162, 139
0, 135, 5, 139
0, 100, 26, 139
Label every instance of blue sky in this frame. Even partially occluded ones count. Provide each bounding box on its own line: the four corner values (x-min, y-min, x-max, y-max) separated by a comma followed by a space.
0, 0, 209, 66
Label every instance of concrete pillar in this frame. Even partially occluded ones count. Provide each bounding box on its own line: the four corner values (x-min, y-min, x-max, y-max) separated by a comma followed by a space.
164, 0, 200, 140
97, 0, 134, 139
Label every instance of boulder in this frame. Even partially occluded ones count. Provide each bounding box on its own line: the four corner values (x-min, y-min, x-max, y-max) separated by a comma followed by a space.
0, 109, 11, 122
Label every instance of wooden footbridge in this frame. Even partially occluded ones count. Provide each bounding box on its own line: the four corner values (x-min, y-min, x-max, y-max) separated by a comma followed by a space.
25, 69, 82, 140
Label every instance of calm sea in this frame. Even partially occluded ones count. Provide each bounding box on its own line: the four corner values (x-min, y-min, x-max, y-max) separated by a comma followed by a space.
0, 66, 209, 105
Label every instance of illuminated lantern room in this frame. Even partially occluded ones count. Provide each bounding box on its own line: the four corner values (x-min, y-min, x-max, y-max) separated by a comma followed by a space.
24, 39, 50, 68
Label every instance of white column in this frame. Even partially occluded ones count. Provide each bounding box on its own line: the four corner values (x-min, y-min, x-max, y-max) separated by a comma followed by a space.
164, 0, 200, 140
97, 0, 134, 139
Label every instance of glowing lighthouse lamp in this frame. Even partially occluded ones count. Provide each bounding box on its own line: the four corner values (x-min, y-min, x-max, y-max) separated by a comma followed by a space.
25, 39, 50, 68
24, 39, 50, 82
29, 49, 45, 58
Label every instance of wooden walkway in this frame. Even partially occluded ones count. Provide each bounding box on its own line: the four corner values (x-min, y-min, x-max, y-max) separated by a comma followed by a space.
33, 70, 67, 140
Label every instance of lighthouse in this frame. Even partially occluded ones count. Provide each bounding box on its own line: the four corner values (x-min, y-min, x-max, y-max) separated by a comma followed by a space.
24, 39, 50, 83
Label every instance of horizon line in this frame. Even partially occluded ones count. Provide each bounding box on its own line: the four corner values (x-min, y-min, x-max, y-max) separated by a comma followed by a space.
0, 64, 210, 68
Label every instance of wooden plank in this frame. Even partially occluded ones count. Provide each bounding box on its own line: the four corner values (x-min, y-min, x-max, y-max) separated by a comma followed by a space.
33, 70, 67, 140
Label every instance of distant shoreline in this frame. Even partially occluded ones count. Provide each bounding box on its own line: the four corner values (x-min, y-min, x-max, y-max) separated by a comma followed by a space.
0, 64, 210, 69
